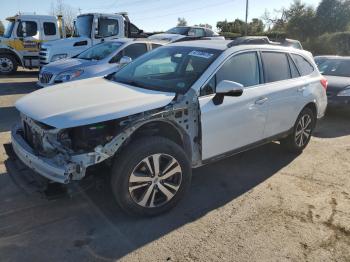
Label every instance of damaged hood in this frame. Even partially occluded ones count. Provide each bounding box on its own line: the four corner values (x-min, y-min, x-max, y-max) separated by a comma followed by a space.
16, 77, 176, 129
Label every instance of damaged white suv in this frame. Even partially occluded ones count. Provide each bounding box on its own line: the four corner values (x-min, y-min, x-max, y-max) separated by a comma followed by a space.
10, 40, 327, 216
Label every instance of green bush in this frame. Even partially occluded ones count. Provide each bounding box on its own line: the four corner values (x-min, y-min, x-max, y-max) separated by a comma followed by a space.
219, 32, 241, 39
304, 32, 350, 55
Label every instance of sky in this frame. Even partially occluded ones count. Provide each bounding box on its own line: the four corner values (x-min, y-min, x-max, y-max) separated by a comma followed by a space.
0, 0, 321, 32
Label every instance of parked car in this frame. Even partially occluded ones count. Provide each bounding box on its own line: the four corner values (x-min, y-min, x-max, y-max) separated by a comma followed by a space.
314, 55, 340, 67
318, 57, 350, 109
148, 26, 225, 42
37, 38, 165, 87
7, 40, 327, 216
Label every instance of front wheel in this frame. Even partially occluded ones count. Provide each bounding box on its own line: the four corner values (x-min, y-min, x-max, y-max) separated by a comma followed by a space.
111, 137, 192, 217
281, 107, 316, 153
0, 54, 18, 75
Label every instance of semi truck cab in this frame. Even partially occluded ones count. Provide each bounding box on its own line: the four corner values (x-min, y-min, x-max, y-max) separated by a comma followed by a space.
0, 14, 65, 74
39, 13, 146, 66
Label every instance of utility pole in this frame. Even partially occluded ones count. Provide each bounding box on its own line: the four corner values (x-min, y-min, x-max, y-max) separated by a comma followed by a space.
245, 0, 249, 36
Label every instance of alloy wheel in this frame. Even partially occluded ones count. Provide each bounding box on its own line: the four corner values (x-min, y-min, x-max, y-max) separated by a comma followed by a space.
0, 57, 14, 73
295, 114, 312, 147
128, 154, 182, 208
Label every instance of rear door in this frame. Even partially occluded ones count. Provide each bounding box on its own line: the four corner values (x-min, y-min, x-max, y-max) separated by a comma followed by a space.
260, 51, 301, 137
199, 51, 269, 160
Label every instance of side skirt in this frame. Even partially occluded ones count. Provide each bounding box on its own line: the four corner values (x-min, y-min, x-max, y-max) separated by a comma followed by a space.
198, 129, 293, 167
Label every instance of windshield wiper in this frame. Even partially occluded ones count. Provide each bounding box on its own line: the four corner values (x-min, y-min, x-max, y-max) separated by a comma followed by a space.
116, 79, 149, 89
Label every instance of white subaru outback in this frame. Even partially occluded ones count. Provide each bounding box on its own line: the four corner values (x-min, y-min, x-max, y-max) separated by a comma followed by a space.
8, 40, 327, 216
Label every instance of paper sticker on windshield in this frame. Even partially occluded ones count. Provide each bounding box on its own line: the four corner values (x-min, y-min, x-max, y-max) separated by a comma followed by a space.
189, 50, 214, 59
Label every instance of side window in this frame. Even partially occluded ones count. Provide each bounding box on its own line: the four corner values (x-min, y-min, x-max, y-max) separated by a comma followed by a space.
130, 23, 140, 34
123, 43, 148, 60
189, 28, 205, 37
200, 52, 260, 96
43, 22, 56, 36
110, 51, 123, 63
217, 52, 260, 87
262, 52, 291, 83
291, 54, 314, 76
17, 21, 37, 37
288, 55, 300, 78
151, 43, 162, 50
98, 18, 119, 37
205, 29, 214, 37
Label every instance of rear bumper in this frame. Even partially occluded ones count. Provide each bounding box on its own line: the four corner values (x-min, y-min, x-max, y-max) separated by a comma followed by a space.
10, 124, 75, 184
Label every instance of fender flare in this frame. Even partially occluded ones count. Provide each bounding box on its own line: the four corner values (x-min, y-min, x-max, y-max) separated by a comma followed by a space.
0, 47, 23, 66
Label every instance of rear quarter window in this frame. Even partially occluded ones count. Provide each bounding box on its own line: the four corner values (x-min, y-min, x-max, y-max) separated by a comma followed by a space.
291, 54, 314, 76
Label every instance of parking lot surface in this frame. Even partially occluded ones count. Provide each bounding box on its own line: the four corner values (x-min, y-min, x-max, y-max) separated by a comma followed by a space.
0, 70, 349, 262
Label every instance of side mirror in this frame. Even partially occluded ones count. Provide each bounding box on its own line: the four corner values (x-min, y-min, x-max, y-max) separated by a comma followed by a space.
213, 80, 244, 105
119, 56, 132, 67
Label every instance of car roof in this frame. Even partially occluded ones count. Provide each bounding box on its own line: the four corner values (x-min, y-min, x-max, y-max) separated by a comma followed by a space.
103, 38, 166, 45
314, 56, 350, 60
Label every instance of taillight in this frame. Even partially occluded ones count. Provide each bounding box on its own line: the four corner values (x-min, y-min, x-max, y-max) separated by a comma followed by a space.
320, 78, 328, 90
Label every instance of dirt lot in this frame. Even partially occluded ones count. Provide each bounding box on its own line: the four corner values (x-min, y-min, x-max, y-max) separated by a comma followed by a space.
0, 69, 349, 262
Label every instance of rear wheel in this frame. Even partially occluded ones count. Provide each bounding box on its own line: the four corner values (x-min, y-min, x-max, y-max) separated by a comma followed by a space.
111, 137, 191, 216
0, 54, 18, 75
281, 107, 316, 153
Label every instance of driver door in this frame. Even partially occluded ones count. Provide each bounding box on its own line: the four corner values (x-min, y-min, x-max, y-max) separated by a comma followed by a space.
199, 51, 269, 160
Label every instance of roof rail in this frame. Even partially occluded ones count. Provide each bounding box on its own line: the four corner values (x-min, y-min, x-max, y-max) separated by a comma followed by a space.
227, 36, 278, 48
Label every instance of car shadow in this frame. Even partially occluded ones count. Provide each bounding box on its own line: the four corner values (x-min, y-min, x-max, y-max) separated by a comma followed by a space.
0, 70, 39, 79
73, 142, 298, 260
0, 82, 38, 96
313, 109, 350, 138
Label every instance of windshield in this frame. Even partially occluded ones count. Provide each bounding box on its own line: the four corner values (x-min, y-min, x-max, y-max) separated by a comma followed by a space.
112, 46, 222, 93
3, 20, 15, 38
74, 15, 93, 37
77, 41, 122, 60
166, 27, 190, 35
319, 59, 350, 77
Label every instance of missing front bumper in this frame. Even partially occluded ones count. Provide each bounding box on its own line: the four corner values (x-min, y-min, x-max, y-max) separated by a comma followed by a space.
11, 124, 76, 184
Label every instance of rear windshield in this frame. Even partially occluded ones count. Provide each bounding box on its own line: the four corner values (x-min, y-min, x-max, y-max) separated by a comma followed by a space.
77, 42, 123, 61
319, 59, 350, 77
166, 27, 190, 35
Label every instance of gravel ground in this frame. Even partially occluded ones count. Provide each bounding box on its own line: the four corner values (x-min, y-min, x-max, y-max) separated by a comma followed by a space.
0, 69, 349, 262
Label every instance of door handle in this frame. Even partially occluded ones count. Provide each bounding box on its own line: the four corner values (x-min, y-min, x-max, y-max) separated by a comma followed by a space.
255, 97, 268, 105
298, 86, 306, 92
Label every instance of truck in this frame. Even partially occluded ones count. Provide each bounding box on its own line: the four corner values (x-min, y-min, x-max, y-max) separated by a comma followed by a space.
0, 14, 66, 74
39, 12, 147, 66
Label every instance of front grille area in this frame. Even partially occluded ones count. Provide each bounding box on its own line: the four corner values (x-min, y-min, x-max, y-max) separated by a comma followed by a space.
39, 47, 49, 65
40, 72, 53, 84
22, 121, 44, 154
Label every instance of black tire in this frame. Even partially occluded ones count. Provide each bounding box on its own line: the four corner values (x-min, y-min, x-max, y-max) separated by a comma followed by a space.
111, 136, 192, 217
281, 107, 316, 153
0, 54, 18, 75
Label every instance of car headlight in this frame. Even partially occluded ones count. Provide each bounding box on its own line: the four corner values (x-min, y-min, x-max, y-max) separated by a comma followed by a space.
51, 54, 68, 62
54, 69, 84, 83
337, 87, 350, 97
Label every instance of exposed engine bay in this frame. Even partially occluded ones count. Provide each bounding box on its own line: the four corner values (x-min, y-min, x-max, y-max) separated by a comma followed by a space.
14, 90, 201, 184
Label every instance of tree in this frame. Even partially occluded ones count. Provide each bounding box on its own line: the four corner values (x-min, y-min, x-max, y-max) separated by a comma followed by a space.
316, 0, 350, 34
0, 21, 4, 36
248, 18, 264, 34
50, 0, 78, 36
177, 17, 187, 26
285, 0, 316, 41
